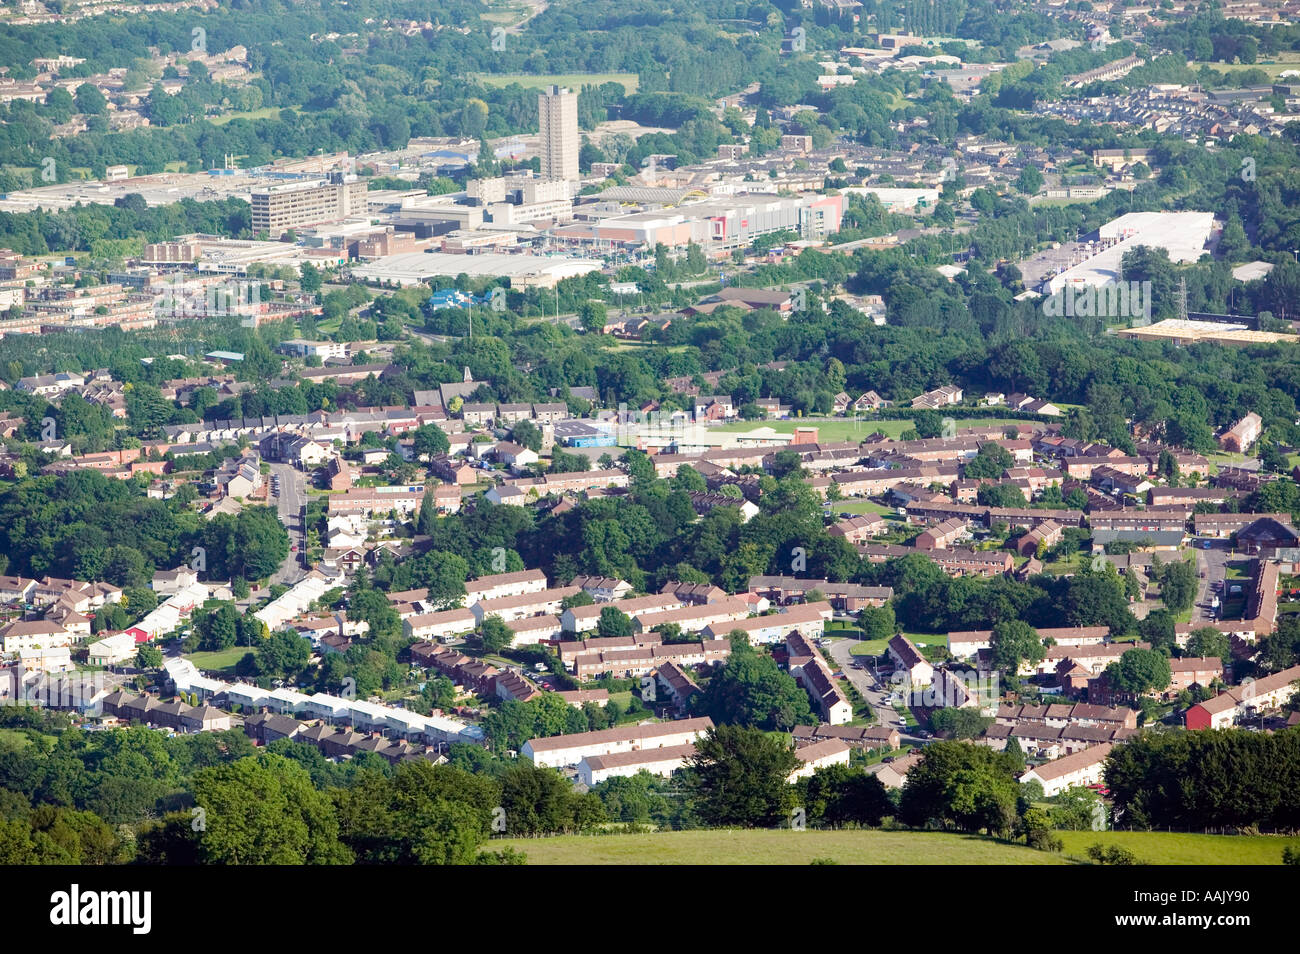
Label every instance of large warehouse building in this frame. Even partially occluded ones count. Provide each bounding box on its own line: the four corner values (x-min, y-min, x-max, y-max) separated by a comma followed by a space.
349, 251, 603, 288
551, 192, 844, 251
1042, 211, 1216, 295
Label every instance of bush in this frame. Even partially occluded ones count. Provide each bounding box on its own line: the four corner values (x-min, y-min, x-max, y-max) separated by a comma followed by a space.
1086, 843, 1140, 865
1029, 830, 1064, 852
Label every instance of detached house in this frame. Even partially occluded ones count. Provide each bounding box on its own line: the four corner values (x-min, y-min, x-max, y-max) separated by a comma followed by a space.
495, 441, 539, 470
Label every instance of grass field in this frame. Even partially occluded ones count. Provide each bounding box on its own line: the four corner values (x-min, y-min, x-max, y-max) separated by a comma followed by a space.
714, 417, 1029, 443
830, 499, 897, 517
184, 647, 251, 673
474, 72, 640, 93
487, 829, 1073, 865
1191, 59, 1300, 79
207, 106, 286, 126
0, 727, 36, 751
907, 632, 947, 648
1204, 450, 1249, 474
1056, 830, 1300, 866
826, 621, 863, 637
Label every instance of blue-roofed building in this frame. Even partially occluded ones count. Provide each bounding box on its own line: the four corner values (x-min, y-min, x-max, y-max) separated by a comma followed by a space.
555, 420, 616, 447
427, 289, 474, 311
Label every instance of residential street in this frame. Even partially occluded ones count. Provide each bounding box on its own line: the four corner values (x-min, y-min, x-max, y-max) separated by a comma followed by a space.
825, 637, 923, 744
268, 462, 307, 588
1192, 538, 1231, 624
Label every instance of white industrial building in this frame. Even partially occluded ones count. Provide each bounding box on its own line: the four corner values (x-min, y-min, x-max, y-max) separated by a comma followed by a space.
1044, 211, 1215, 295
350, 251, 602, 288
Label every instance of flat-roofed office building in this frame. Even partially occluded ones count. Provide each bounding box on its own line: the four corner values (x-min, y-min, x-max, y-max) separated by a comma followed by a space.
251, 175, 368, 237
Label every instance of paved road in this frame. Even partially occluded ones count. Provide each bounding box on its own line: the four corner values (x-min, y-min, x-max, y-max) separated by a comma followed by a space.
1192, 538, 1231, 623
268, 462, 307, 588
825, 637, 922, 742
504, 0, 547, 34
410, 329, 460, 345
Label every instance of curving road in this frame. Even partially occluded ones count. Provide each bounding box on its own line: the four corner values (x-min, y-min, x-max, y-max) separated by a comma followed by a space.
825, 637, 924, 743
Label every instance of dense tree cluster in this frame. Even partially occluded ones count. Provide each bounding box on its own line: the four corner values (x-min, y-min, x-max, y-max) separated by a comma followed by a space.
0, 470, 284, 583
1105, 731, 1300, 832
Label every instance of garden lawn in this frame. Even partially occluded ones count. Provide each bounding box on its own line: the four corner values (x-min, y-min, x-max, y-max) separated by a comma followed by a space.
183, 646, 252, 673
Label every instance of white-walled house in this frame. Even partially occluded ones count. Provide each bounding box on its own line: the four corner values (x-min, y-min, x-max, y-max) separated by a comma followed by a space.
86, 631, 136, 666
471, 586, 580, 623
577, 743, 696, 787
403, 608, 477, 641
1019, 743, 1112, 797
561, 594, 682, 634
702, 601, 831, 645
522, 717, 714, 769
464, 569, 548, 604
788, 738, 851, 781
0, 620, 73, 654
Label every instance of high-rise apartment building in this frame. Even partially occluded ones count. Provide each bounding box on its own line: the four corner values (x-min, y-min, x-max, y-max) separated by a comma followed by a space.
250, 174, 368, 237
538, 86, 579, 182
